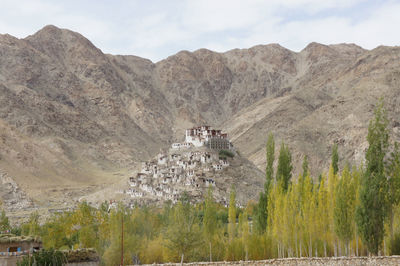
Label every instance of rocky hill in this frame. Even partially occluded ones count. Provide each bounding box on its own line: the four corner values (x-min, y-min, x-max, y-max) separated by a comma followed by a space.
81, 146, 264, 208
0, 25, 399, 215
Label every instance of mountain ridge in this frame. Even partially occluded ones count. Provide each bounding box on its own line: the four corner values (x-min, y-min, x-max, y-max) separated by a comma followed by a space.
0, 25, 399, 215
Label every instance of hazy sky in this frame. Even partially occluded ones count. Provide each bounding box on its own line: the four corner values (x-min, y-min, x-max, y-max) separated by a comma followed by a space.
1, 0, 399, 62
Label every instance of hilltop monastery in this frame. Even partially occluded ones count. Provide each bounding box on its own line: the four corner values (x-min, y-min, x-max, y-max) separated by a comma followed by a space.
172, 125, 233, 150
125, 126, 234, 204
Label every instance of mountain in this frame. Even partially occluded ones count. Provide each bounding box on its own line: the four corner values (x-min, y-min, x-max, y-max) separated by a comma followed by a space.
0, 25, 399, 216
224, 43, 400, 172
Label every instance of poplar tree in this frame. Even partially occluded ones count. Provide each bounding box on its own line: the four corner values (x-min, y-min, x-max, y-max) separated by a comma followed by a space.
332, 144, 339, 175
356, 99, 389, 255
256, 133, 275, 233
317, 175, 330, 256
266, 133, 275, 186
302, 174, 316, 257
28, 212, 41, 236
276, 142, 293, 192
351, 166, 362, 256
327, 165, 338, 255
269, 184, 285, 257
226, 189, 237, 261
386, 142, 400, 248
228, 189, 236, 243
334, 166, 356, 255
302, 155, 309, 180
203, 188, 217, 262
238, 211, 250, 260
285, 183, 298, 257
164, 197, 202, 263
0, 210, 10, 232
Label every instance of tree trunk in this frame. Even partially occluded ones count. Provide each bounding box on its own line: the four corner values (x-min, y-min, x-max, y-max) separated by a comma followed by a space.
282, 243, 285, 258
324, 241, 327, 257
300, 241, 302, 257
391, 207, 394, 255
333, 240, 336, 257
356, 232, 359, 256
309, 235, 312, 257
390, 207, 394, 238
349, 241, 351, 257
181, 253, 184, 265
277, 243, 280, 258
288, 247, 293, 258
209, 242, 212, 262
384, 238, 387, 256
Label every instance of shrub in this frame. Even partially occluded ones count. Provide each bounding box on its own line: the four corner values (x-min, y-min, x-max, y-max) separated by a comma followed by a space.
219, 150, 234, 159
17, 248, 67, 266
391, 233, 400, 255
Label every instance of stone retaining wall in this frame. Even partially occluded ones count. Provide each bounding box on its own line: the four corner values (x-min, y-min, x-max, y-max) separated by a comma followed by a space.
66, 262, 99, 266
140, 256, 400, 266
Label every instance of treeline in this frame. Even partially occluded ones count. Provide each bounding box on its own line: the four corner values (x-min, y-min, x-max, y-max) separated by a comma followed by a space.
253, 99, 400, 258
0, 99, 400, 265
1, 191, 254, 265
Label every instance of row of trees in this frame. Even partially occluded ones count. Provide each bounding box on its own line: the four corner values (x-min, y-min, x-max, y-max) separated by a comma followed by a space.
2, 191, 255, 265
254, 99, 400, 256
1, 99, 399, 264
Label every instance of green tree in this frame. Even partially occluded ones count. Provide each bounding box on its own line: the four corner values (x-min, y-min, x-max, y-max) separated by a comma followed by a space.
266, 133, 275, 186
203, 188, 217, 262
79, 225, 97, 248
302, 174, 316, 257
317, 175, 330, 256
41, 215, 69, 249
228, 189, 236, 243
0, 209, 10, 232
255, 133, 275, 233
302, 155, 309, 180
386, 142, 400, 250
334, 166, 356, 255
327, 164, 338, 256
164, 197, 202, 263
238, 211, 250, 260
103, 206, 140, 266
255, 193, 268, 234
356, 99, 389, 255
276, 142, 293, 192
332, 144, 339, 175
28, 211, 41, 236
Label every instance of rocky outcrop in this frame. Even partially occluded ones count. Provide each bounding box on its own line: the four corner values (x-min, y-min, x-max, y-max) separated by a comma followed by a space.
0, 170, 34, 212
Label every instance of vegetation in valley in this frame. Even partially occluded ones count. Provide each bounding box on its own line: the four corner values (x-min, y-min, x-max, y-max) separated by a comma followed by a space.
1, 99, 400, 265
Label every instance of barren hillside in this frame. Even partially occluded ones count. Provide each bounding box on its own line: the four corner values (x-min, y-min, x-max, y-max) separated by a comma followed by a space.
0, 25, 399, 214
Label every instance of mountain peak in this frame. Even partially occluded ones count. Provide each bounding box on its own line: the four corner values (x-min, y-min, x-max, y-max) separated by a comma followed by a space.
36, 24, 63, 33
24, 25, 103, 61
26, 25, 75, 40
302, 42, 330, 51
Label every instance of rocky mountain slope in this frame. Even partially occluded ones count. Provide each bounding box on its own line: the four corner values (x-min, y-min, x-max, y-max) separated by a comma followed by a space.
0, 25, 399, 214
224, 44, 400, 172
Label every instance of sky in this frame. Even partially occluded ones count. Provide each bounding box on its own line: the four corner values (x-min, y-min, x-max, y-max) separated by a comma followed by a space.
0, 0, 399, 62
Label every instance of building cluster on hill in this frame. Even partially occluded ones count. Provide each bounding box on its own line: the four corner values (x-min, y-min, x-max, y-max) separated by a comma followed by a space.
125, 126, 233, 204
